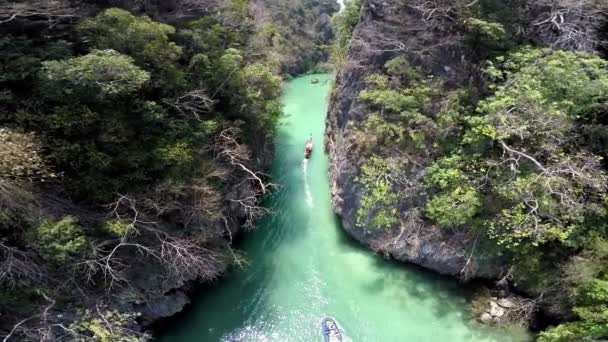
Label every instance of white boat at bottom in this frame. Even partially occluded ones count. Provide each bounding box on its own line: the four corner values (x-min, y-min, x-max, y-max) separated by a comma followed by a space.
321, 317, 343, 342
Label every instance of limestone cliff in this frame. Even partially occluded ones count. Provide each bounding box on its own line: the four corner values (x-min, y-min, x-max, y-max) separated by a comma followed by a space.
326, 0, 607, 322
326, 0, 501, 278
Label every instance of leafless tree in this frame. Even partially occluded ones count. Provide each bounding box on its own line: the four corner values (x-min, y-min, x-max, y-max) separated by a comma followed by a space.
215, 128, 269, 194
0, 179, 34, 217
158, 234, 227, 282
1, 293, 56, 342
406, 0, 464, 27
74, 238, 157, 289
0, 0, 79, 24
459, 233, 479, 282
522, 0, 608, 51
163, 89, 216, 121
505, 296, 542, 327
0, 243, 43, 288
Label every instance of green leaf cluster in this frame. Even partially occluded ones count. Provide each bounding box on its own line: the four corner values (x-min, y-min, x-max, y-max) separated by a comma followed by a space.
357, 57, 438, 153
539, 278, 608, 342
30, 216, 87, 265
42, 50, 150, 100
71, 309, 145, 342
355, 157, 400, 230
78, 8, 183, 91
330, 0, 361, 67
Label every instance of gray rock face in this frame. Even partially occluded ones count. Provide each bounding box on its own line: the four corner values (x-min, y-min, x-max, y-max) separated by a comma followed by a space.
498, 298, 517, 309
325, 0, 504, 279
325, 0, 605, 325
138, 290, 191, 324
489, 301, 506, 318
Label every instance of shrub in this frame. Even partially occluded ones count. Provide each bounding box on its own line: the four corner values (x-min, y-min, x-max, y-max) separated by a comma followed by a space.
355, 157, 400, 230
425, 185, 481, 226
480, 48, 608, 118
102, 219, 134, 237
30, 216, 87, 264
156, 142, 194, 166
464, 18, 509, 56
539, 279, 608, 342
71, 309, 146, 342
330, 0, 361, 67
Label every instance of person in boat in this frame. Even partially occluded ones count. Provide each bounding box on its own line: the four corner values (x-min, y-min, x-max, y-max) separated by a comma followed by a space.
304, 134, 313, 159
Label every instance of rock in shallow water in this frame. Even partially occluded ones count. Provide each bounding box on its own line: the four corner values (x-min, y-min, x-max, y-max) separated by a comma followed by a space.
489, 302, 506, 318
479, 312, 493, 323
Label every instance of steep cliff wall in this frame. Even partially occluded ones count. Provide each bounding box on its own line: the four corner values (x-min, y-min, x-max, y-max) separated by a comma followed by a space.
326, 1, 608, 329
326, 0, 498, 278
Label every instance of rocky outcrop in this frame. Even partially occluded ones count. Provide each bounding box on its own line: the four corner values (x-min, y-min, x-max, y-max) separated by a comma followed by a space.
325, 0, 502, 279
325, 0, 608, 326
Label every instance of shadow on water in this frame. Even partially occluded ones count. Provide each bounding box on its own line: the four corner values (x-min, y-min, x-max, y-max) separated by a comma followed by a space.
329, 215, 485, 326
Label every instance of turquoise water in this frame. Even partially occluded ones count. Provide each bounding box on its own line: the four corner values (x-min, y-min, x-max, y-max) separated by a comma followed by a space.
160, 74, 531, 342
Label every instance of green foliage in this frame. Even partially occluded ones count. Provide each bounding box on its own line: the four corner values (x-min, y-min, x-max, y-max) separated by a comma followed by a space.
423, 155, 466, 190
464, 18, 509, 56
490, 175, 580, 249
422, 48, 608, 247
355, 157, 400, 230
358, 47, 608, 340
71, 309, 145, 342
42, 50, 149, 100
563, 238, 608, 287
480, 48, 608, 117
330, 0, 361, 67
538, 320, 608, 342
78, 8, 183, 89
30, 216, 87, 264
183, 22, 284, 133
0, 2, 296, 337
357, 58, 438, 153
241, 63, 283, 133
354, 113, 405, 148
539, 279, 608, 342
425, 185, 481, 227
103, 219, 134, 237
384, 56, 421, 81
156, 142, 194, 166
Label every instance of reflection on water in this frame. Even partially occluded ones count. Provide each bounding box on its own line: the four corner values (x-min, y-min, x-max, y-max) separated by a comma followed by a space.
160, 74, 531, 342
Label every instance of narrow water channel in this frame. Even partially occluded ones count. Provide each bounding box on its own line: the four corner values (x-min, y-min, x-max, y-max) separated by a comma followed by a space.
160, 74, 531, 342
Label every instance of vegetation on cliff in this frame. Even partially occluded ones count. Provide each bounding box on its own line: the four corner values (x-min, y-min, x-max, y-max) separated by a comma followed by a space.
335, 0, 608, 340
0, 0, 335, 339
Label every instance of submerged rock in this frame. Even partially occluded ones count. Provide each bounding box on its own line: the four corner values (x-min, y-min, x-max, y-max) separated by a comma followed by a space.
479, 312, 493, 324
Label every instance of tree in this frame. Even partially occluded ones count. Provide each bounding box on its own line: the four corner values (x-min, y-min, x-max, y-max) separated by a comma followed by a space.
78, 8, 184, 90
539, 279, 608, 342
41, 50, 149, 101
330, 0, 361, 67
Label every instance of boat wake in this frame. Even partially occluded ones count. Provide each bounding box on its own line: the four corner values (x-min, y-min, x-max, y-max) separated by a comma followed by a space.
302, 159, 314, 208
